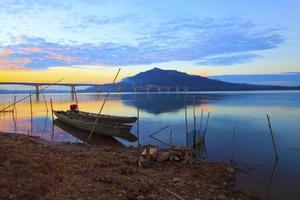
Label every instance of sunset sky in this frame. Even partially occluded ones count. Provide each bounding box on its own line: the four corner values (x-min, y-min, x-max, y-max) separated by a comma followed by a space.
0, 0, 299, 84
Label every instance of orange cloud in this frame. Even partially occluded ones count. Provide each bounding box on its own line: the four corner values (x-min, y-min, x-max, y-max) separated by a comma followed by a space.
45, 53, 78, 63
23, 47, 46, 53
197, 69, 214, 76
0, 57, 30, 70
0, 48, 13, 56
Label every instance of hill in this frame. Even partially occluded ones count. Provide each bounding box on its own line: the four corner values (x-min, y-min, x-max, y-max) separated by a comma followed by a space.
84, 68, 299, 92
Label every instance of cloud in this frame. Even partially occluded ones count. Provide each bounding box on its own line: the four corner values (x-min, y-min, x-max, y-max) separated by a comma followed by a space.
0, 17, 285, 70
197, 54, 260, 66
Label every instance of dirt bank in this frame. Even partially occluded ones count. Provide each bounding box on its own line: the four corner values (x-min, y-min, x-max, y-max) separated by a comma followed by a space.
0, 132, 258, 200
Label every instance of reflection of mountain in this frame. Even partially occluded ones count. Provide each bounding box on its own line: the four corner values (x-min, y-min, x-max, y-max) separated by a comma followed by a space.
121, 93, 223, 114
121, 92, 300, 114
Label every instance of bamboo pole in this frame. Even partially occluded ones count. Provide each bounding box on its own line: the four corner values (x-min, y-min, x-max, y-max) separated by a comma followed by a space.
0, 78, 63, 112
267, 114, 279, 160
203, 112, 210, 140
137, 107, 140, 146
74, 87, 79, 110
50, 98, 54, 141
40, 87, 48, 112
29, 94, 33, 135
88, 68, 121, 142
50, 98, 54, 121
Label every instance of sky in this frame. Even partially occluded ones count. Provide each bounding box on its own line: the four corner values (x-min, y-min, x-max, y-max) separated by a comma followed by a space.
0, 0, 300, 84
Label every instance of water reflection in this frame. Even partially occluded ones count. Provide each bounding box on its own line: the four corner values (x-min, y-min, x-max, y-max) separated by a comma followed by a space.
54, 119, 124, 146
0, 91, 300, 199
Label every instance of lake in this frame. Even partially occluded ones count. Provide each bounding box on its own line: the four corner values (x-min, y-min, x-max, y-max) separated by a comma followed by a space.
0, 91, 300, 199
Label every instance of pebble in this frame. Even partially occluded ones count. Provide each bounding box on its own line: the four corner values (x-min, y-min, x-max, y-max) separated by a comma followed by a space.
217, 194, 226, 200
226, 167, 235, 173
172, 177, 182, 183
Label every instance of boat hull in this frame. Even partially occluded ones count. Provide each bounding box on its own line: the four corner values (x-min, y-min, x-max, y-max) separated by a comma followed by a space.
54, 111, 134, 138
67, 110, 137, 124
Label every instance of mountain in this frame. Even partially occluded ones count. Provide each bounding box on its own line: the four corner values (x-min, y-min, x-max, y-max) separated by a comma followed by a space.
84, 68, 299, 92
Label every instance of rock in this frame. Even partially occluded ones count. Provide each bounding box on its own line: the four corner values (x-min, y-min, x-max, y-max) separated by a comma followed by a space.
226, 167, 235, 173
173, 145, 185, 151
156, 152, 170, 162
217, 194, 226, 200
169, 155, 180, 161
137, 195, 144, 199
172, 177, 182, 183
192, 198, 201, 200
141, 147, 158, 160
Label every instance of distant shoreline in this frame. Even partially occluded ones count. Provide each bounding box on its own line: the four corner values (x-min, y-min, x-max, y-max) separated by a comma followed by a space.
0, 88, 300, 95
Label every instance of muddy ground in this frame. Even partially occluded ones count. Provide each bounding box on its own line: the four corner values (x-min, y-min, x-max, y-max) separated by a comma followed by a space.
0, 132, 258, 200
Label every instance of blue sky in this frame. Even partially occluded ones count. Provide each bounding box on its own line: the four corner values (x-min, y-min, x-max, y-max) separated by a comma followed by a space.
0, 0, 299, 82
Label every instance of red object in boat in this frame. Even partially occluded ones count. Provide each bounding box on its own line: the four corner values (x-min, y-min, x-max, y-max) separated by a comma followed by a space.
70, 104, 78, 112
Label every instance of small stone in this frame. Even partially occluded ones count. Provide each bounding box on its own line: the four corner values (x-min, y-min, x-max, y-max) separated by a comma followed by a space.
172, 177, 182, 183
217, 194, 226, 200
169, 155, 180, 161
226, 167, 235, 173
137, 195, 144, 200
156, 152, 170, 162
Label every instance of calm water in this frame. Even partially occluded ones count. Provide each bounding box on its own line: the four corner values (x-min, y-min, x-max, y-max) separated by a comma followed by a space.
0, 91, 300, 199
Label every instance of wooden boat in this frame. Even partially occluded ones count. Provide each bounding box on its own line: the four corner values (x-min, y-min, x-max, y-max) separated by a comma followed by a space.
53, 111, 137, 139
65, 110, 137, 124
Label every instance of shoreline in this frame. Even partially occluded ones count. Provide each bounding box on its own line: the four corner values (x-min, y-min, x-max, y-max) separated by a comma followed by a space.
0, 132, 258, 199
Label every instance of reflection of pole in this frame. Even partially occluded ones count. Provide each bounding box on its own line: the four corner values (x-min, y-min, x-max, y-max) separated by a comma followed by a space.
193, 96, 196, 148
184, 93, 188, 147
203, 112, 210, 140
266, 159, 278, 195
50, 98, 55, 141
231, 126, 237, 162
137, 107, 140, 146
40, 87, 48, 112
29, 94, 33, 135
169, 128, 173, 147
199, 109, 203, 133
267, 114, 279, 160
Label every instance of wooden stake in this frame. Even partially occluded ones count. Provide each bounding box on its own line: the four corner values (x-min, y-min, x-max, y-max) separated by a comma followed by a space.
50, 98, 55, 141
203, 112, 210, 139
50, 98, 54, 122
137, 107, 140, 146
267, 114, 279, 160
74, 87, 79, 110
88, 68, 121, 142
29, 94, 33, 134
